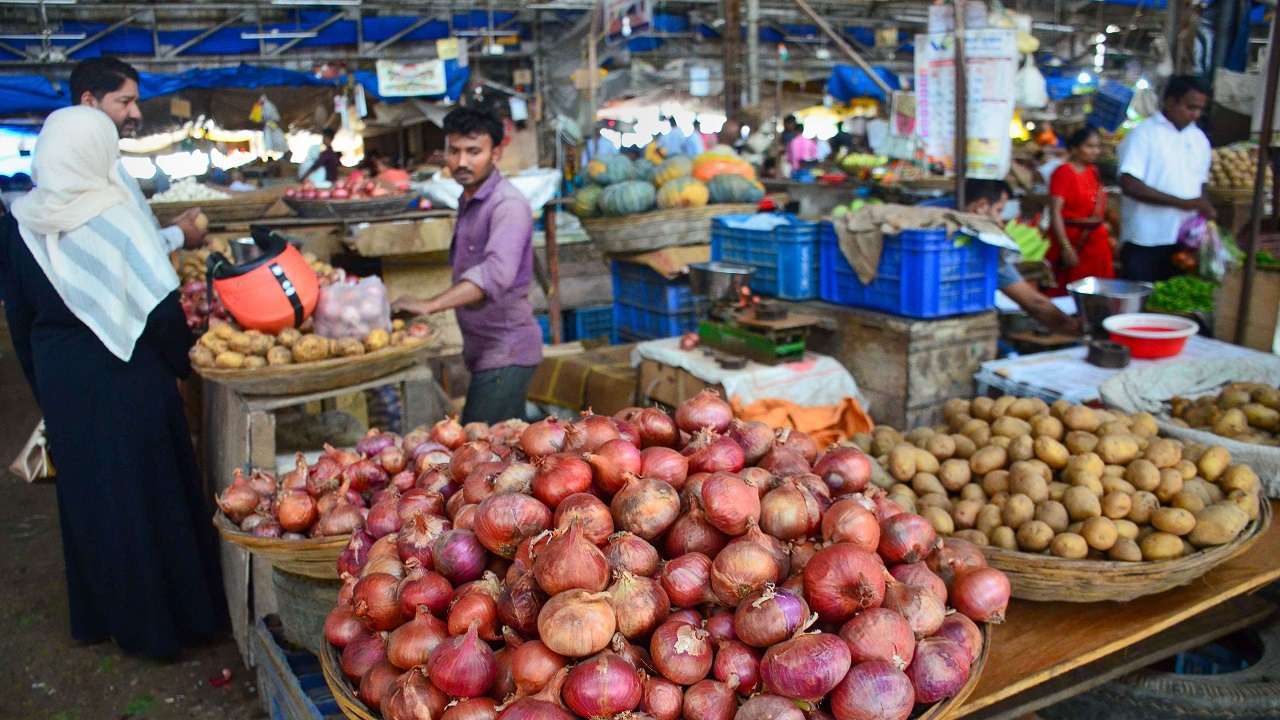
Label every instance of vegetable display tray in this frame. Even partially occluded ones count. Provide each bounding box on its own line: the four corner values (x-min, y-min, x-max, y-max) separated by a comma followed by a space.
581, 203, 757, 254
214, 513, 348, 579
195, 339, 433, 396
980, 497, 1270, 602
284, 194, 417, 219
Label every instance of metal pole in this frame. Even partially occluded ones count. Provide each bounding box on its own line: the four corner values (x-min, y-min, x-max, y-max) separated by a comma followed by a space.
1233, 12, 1280, 345
791, 0, 893, 97
586, 2, 597, 123
954, 1, 968, 208
746, 0, 760, 107
545, 204, 563, 345
723, 0, 742, 117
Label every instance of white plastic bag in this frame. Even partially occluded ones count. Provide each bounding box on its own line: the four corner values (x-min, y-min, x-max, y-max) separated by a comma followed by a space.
1016, 56, 1049, 109
313, 276, 392, 339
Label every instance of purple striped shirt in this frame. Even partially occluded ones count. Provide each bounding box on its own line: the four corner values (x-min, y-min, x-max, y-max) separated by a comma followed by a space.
451, 169, 543, 372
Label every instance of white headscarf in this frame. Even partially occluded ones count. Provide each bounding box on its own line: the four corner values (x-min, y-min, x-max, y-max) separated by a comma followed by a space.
11, 106, 180, 362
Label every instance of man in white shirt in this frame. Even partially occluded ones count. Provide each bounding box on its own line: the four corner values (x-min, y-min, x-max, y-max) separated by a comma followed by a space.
71, 58, 206, 252
1116, 75, 1215, 282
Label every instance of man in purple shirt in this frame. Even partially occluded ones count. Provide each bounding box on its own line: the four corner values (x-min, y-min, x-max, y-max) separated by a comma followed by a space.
392, 107, 542, 424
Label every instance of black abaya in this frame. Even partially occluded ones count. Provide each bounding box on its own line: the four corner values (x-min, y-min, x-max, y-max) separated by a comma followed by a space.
1, 213, 226, 660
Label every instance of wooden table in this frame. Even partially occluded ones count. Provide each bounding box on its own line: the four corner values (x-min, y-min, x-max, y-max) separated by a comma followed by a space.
955, 500, 1280, 718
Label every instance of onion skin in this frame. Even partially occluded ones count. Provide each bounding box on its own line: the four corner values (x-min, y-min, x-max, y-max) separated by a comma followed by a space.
821, 499, 881, 553
830, 660, 915, 720
711, 533, 784, 606
759, 480, 822, 541
734, 584, 811, 648
383, 666, 448, 720
950, 566, 1011, 624
341, 631, 387, 681
498, 570, 547, 638
605, 531, 661, 577
668, 608, 703, 627
397, 512, 447, 569
359, 659, 403, 712
701, 472, 761, 536
532, 454, 593, 508
641, 676, 683, 720
675, 389, 733, 434
586, 439, 644, 495
641, 446, 690, 489
682, 678, 737, 720
713, 640, 762, 695
387, 605, 449, 670
353, 573, 405, 631
802, 543, 887, 623
428, 623, 497, 698
442, 698, 498, 720
685, 434, 747, 475
926, 537, 988, 589
839, 607, 916, 669
906, 637, 971, 704
774, 427, 818, 463
812, 446, 873, 496
889, 562, 948, 606
325, 605, 365, 648
520, 418, 570, 457
650, 620, 714, 685
660, 552, 718, 608
562, 652, 643, 718
433, 529, 488, 585
606, 570, 671, 640
533, 521, 611, 595
882, 578, 946, 638
611, 474, 681, 540
704, 610, 737, 643
878, 513, 939, 565
431, 416, 468, 450
511, 639, 567, 696
735, 694, 806, 720
760, 632, 852, 702
664, 507, 730, 558
553, 493, 614, 545
726, 419, 775, 465
758, 447, 811, 478
474, 493, 552, 559
935, 613, 983, 664
536, 589, 617, 658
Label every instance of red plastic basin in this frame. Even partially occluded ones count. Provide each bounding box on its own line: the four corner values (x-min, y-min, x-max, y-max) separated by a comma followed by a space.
1102, 313, 1198, 359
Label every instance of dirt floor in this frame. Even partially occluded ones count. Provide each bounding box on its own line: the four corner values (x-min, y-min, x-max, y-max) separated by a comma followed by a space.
0, 331, 266, 720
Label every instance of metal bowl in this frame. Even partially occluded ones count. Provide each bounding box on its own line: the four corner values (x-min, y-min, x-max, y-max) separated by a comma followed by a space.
1067, 277, 1153, 336
688, 261, 754, 304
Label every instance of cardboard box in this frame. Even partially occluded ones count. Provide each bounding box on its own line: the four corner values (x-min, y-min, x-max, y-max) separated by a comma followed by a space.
528, 344, 637, 415
637, 358, 723, 409
348, 214, 456, 257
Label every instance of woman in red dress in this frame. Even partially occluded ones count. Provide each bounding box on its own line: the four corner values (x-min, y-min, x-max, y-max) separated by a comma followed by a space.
1046, 127, 1115, 294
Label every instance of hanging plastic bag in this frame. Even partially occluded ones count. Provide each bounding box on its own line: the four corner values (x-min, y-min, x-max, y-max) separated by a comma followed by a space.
1177, 215, 1229, 282
312, 276, 392, 340
1016, 56, 1049, 109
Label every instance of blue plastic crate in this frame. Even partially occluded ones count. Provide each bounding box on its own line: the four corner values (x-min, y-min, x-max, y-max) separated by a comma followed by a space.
818, 222, 998, 318
568, 304, 617, 343
535, 313, 552, 343
611, 260, 701, 314
711, 214, 820, 300
613, 301, 700, 340
253, 618, 343, 720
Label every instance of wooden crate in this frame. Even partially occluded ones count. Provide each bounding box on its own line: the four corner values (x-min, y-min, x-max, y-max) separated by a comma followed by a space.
800, 301, 998, 429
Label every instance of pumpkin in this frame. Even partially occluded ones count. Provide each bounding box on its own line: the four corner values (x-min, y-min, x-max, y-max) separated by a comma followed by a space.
632, 158, 658, 183
599, 180, 656, 216
692, 152, 756, 183
656, 177, 709, 209
707, 174, 765, 204
586, 155, 634, 185
571, 185, 604, 218
644, 142, 665, 165
654, 155, 693, 187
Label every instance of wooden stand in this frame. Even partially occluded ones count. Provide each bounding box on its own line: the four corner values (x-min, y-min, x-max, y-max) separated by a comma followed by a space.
202, 364, 449, 666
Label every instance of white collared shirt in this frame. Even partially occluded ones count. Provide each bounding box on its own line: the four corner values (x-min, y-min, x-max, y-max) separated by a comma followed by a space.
1116, 112, 1211, 247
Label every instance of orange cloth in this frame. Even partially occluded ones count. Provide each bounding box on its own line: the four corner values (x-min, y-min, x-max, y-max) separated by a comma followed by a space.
731, 396, 874, 449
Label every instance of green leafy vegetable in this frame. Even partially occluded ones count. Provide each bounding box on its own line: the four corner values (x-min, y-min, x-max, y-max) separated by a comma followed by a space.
1147, 274, 1217, 313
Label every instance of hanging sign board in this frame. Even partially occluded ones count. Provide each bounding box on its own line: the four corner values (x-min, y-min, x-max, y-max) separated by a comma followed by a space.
914, 28, 1017, 179
375, 59, 448, 98
436, 37, 459, 60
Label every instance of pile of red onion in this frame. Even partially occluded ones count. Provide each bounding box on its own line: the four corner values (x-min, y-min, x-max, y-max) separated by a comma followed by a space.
317, 390, 1010, 720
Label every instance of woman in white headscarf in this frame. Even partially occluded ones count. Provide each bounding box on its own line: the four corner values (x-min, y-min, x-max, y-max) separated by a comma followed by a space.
2, 106, 225, 660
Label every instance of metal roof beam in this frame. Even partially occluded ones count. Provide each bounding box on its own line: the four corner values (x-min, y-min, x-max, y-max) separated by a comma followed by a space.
266, 9, 346, 56
164, 9, 247, 57
369, 15, 434, 53
62, 9, 146, 55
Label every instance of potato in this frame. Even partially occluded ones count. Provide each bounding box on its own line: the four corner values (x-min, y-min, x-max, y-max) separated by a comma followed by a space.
1130, 412, 1159, 438
214, 350, 246, 369
1114, 519, 1139, 540
245, 330, 275, 357
1108, 538, 1143, 562
1183, 443, 1208, 463
1009, 471, 1049, 503
1029, 436, 1067, 470
365, 328, 391, 352
1140, 439, 1179, 470
1063, 486, 1102, 521
1064, 431, 1100, 455
201, 335, 230, 355
337, 337, 366, 357
1049, 481, 1069, 502
943, 398, 971, 423
871, 429, 901, 456
1175, 459, 1198, 481
976, 504, 1004, 535
291, 334, 331, 363
953, 529, 990, 546
888, 493, 916, 515
227, 331, 254, 354
1097, 435, 1140, 465
266, 346, 293, 366
851, 433, 873, 453
1101, 477, 1136, 495
1228, 490, 1260, 520
950, 434, 977, 460
1151, 507, 1196, 536
1218, 388, 1251, 409
989, 436, 1012, 450
960, 483, 987, 502
1254, 387, 1280, 410
912, 472, 946, 497
890, 483, 916, 500
190, 345, 216, 368
1097, 420, 1132, 437
391, 318, 406, 332
990, 526, 1018, 550
242, 355, 267, 369
1155, 469, 1184, 503
925, 434, 956, 461
211, 322, 236, 340
389, 330, 408, 347
918, 493, 952, 512
1004, 398, 1037, 420
982, 470, 1011, 497
1014, 520, 1054, 551
1001, 493, 1036, 529
992, 416, 1033, 439
1101, 491, 1132, 519
1125, 491, 1157, 525
1220, 465, 1260, 495
1067, 452, 1106, 479
1197, 446, 1231, 481
952, 499, 983, 529
1051, 399, 1072, 419
1066, 521, 1085, 535
1082, 516, 1119, 551
1140, 532, 1186, 560
1063, 405, 1101, 432
905, 427, 936, 448
1035, 500, 1070, 533
991, 396, 1017, 418
1188, 503, 1250, 546
888, 445, 918, 482
912, 448, 940, 475
1050, 533, 1089, 559
1242, 403, 1280, 431
1124, 459, 1161, 492
1029, 415, 1064, 440
1006, 434, 1034, 462
970, 397, 995, 421
921, 506, 955, 536
1212, 408, 1249, 438
970, 446, 1008, 475
937, 459, 971, 492
1071, 475, 1104, 499
989, 491, 1010, 508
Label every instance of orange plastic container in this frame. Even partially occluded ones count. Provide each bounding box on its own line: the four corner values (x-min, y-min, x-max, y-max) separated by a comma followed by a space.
209, 233, 319, 334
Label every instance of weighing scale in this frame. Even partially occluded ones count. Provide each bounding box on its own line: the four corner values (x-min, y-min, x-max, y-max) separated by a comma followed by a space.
688, 261, 821, 365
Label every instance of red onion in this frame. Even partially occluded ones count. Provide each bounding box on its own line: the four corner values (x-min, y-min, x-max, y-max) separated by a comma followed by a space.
390, 470, 416, 493
416, 448, 454, 474
586, 439, 643, 495
878, 513, 939, 564
553, 492, 614, 545
726, 419, 775, 465
325, 443, 361, 467
683, 679, 736, 720
451, 441, 501, 482
338, 529, 374, 577
498, 570, 546, 637
611, 474, 681, 540
563, 652, 643, 717
831, 660, 915, 720
572, 411, 623, 452
789, 539, 820, 575
711, 531, 784, 606
353, 573, 404, 631
926, 537, 988, 589
537, 589, 616, 657
681, 473, 709, 511
759, 480, 822, 541
684, 432, 746, 475
935, 613, 983, 664
606, 531, 661, 577
882, 577, 946, 638
431, 416, 468, 450
803, 544, 887, 623
735, 694, 806, 720
760, 632, 851, 701
399, 488, 446, 522
668, 609, 702, 627
417, 467, 456, 496
268, 459, 297, 495
380, 445, 409, 475
217, 470, 260, 523
463, 462, 504, 505
641, 676, 683, 720
520, 418, 570, 457
359, 429, 400, 457
906, 637, 971, 704
950, 566, 1011, 623
611, 632, 655, 671
398, 513, 450, 568
275, 489, 317, 533
449, 590, 501, 640
675, 389, 733, 434
713, 640, 761, 695
403, 426, 434, 454
758, 447, 811, 477
615, 419, 641, 449
387, 605, 449, 669
463, 421, 491, 442
631, 407, 680, 448
384, 666, 448, 720
774, 427, 819, 464
889, 562, 947, 606
704, 610, 737, 642
650, 620, 713, 685
532, 453, 593, 508
361, 554, 405, 580
398, 563, 453, 618
309, 455, 342, 496
821, 499, 880, 552
533, 521, 610, 595
428, 623, 497, 698
640, 446, 689, 489
659, 552, 717, 608
359, 659, 402, 711
453, 504, 478, 530
664, 506, 729, 558
474, 493, 552, 559
813, 446, 873, 496
734, 584, 812, 648
511, 639, 566, 696
497, 667, 572, 720
607, 570, 671, 640
367, 491, 403, 539
433, 529, 487, 584
493, 461, 536, 496
325, 604, 365, 647
870, 493, 904, 522
341, 631, 387, 680
346, 458, 391, 493
442, 698, 498, 720
701, 472, 761, 536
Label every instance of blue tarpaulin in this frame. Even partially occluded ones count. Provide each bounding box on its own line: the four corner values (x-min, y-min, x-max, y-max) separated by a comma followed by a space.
826, 64, 900, 102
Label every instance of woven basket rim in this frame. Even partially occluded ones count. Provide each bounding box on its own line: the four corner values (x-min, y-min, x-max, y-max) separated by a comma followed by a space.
213, 512, 350, 551
579, 202, 756, 228
195, 338, 431, 382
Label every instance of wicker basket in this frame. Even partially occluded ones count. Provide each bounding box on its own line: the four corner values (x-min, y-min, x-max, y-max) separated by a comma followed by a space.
580, 203, 756, 254
195, 339, 432, 396
316, 623, 991, 720
213, 513, 348, 579
981, 498, 1271, 603
272, 568, 342, 656
284, 194, 417, 219
150, 186, 293, 226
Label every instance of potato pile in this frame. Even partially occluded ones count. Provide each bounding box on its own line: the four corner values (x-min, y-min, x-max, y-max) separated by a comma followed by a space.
189, 318, 427, 371
1210, 145, 1273, 191
852, 396, 1262, 563
174, 240, 336, 286
1170, 382, 1280, 446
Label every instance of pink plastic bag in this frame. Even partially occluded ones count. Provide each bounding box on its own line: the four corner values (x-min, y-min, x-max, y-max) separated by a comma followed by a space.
312, 276, 392, 339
